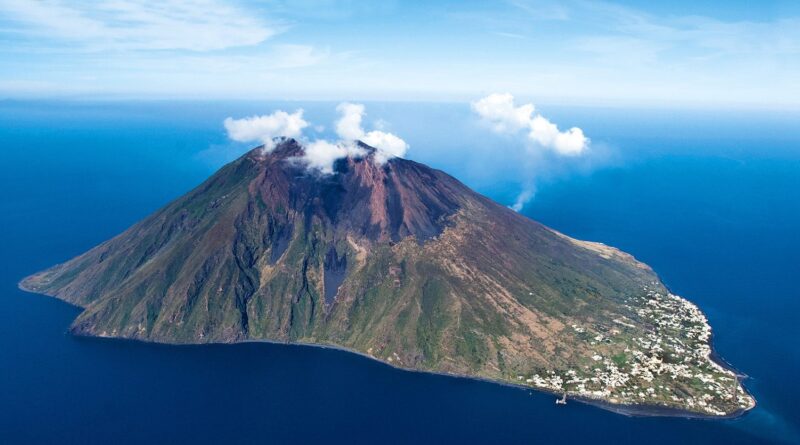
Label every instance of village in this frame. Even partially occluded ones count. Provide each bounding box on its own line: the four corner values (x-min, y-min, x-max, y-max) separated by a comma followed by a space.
514, 286, 756, 416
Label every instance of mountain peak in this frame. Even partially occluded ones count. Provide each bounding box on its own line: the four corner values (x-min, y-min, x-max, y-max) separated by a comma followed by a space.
247, 137, 304, 160
19, 143, 754, 417
249, 138, 383, 164
242, 139, 467, 243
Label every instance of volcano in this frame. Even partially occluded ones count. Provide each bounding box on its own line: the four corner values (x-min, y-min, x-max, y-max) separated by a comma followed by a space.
20, 139, 754, 416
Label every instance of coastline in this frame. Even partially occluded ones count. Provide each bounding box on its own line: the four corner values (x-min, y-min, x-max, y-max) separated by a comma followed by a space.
18, 279, 756, 420
242, 338, 756, 420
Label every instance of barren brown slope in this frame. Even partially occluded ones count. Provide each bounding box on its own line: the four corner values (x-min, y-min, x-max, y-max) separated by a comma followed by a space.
20, 139, 754, 416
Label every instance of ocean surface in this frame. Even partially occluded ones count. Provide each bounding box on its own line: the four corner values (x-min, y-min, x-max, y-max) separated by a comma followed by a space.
1, 100, 798, 444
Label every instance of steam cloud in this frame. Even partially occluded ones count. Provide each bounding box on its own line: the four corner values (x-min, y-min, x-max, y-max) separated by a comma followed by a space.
302, 140, 361, 174
224, 103, 408, 174
224, 110, 308, 151
334, 102, 409, 165
472, 93, 591, 211
509, 188, 535, 212
335, 102, 367, 141
472, 93, 588, 156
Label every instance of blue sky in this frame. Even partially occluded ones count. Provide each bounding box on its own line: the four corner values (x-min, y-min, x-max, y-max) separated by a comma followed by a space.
1, 0, 798, 108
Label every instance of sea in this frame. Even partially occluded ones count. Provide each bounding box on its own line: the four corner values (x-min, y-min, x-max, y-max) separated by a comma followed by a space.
1, 100, 798, 444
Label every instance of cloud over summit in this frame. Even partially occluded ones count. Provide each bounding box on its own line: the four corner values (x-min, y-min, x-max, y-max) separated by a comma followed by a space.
302, 140, 364, 175
224, 102, 409, 174
333, 102, 409, 165
224, 110, 308, 151
335, 103, 367, 141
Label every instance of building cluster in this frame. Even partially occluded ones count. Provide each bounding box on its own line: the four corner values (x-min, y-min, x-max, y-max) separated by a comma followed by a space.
514, 286, 755, 416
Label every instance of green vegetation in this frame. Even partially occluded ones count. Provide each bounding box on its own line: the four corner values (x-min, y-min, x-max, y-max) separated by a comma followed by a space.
19, 141, 754, 417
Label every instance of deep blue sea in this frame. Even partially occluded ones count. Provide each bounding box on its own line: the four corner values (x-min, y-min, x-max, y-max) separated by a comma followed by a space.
1, 100, 798, 444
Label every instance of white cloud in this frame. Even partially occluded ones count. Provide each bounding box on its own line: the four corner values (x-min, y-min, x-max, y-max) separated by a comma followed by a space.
303, 140, 346, 174
296, 102, 409, 173
362, 131, 408, 164
302, 140, 366, 174
0, 0, 798, 106
0, 0, 276, 51
472, 93, 588, 156
530, 115, 587, 156
473, 93, 591, 212
335, 102, 366, 140
334, 102, 408, 164
224, 110, 308, 151
224, 103, 408, 174
471, 93, 535, 133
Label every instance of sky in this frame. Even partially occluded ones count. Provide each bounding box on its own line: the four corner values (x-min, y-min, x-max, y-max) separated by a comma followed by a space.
0, 0, 799, 108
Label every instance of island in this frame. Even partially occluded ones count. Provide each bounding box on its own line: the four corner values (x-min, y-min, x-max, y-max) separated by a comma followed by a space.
20, 139, 755, 417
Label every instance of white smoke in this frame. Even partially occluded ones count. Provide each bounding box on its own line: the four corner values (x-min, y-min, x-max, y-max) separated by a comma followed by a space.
298, 102, 409, 173
302, 140, 366, 175
224, 109, 308, 151
335, 102, 366, 140
472, 93, 588, 156
362, 132, 408, 165
472, 93, 591, 212
223, 103, 408, 174
509, 188, 535, 212
334, 102, 409, 164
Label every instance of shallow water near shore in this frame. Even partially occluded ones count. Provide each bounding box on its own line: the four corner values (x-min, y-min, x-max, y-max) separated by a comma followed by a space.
1, 100, 798, 444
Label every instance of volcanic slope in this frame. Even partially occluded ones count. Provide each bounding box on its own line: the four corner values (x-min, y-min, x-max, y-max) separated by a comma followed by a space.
21, 139, 754, 416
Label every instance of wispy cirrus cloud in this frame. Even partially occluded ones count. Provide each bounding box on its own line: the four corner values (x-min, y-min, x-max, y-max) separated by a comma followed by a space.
446, 0, 800, 106
0, 0, 797, 105
508, 0, 800, 61
121, 44, 331, 74
0, 0, 341, 98
0, 0, 277, 51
